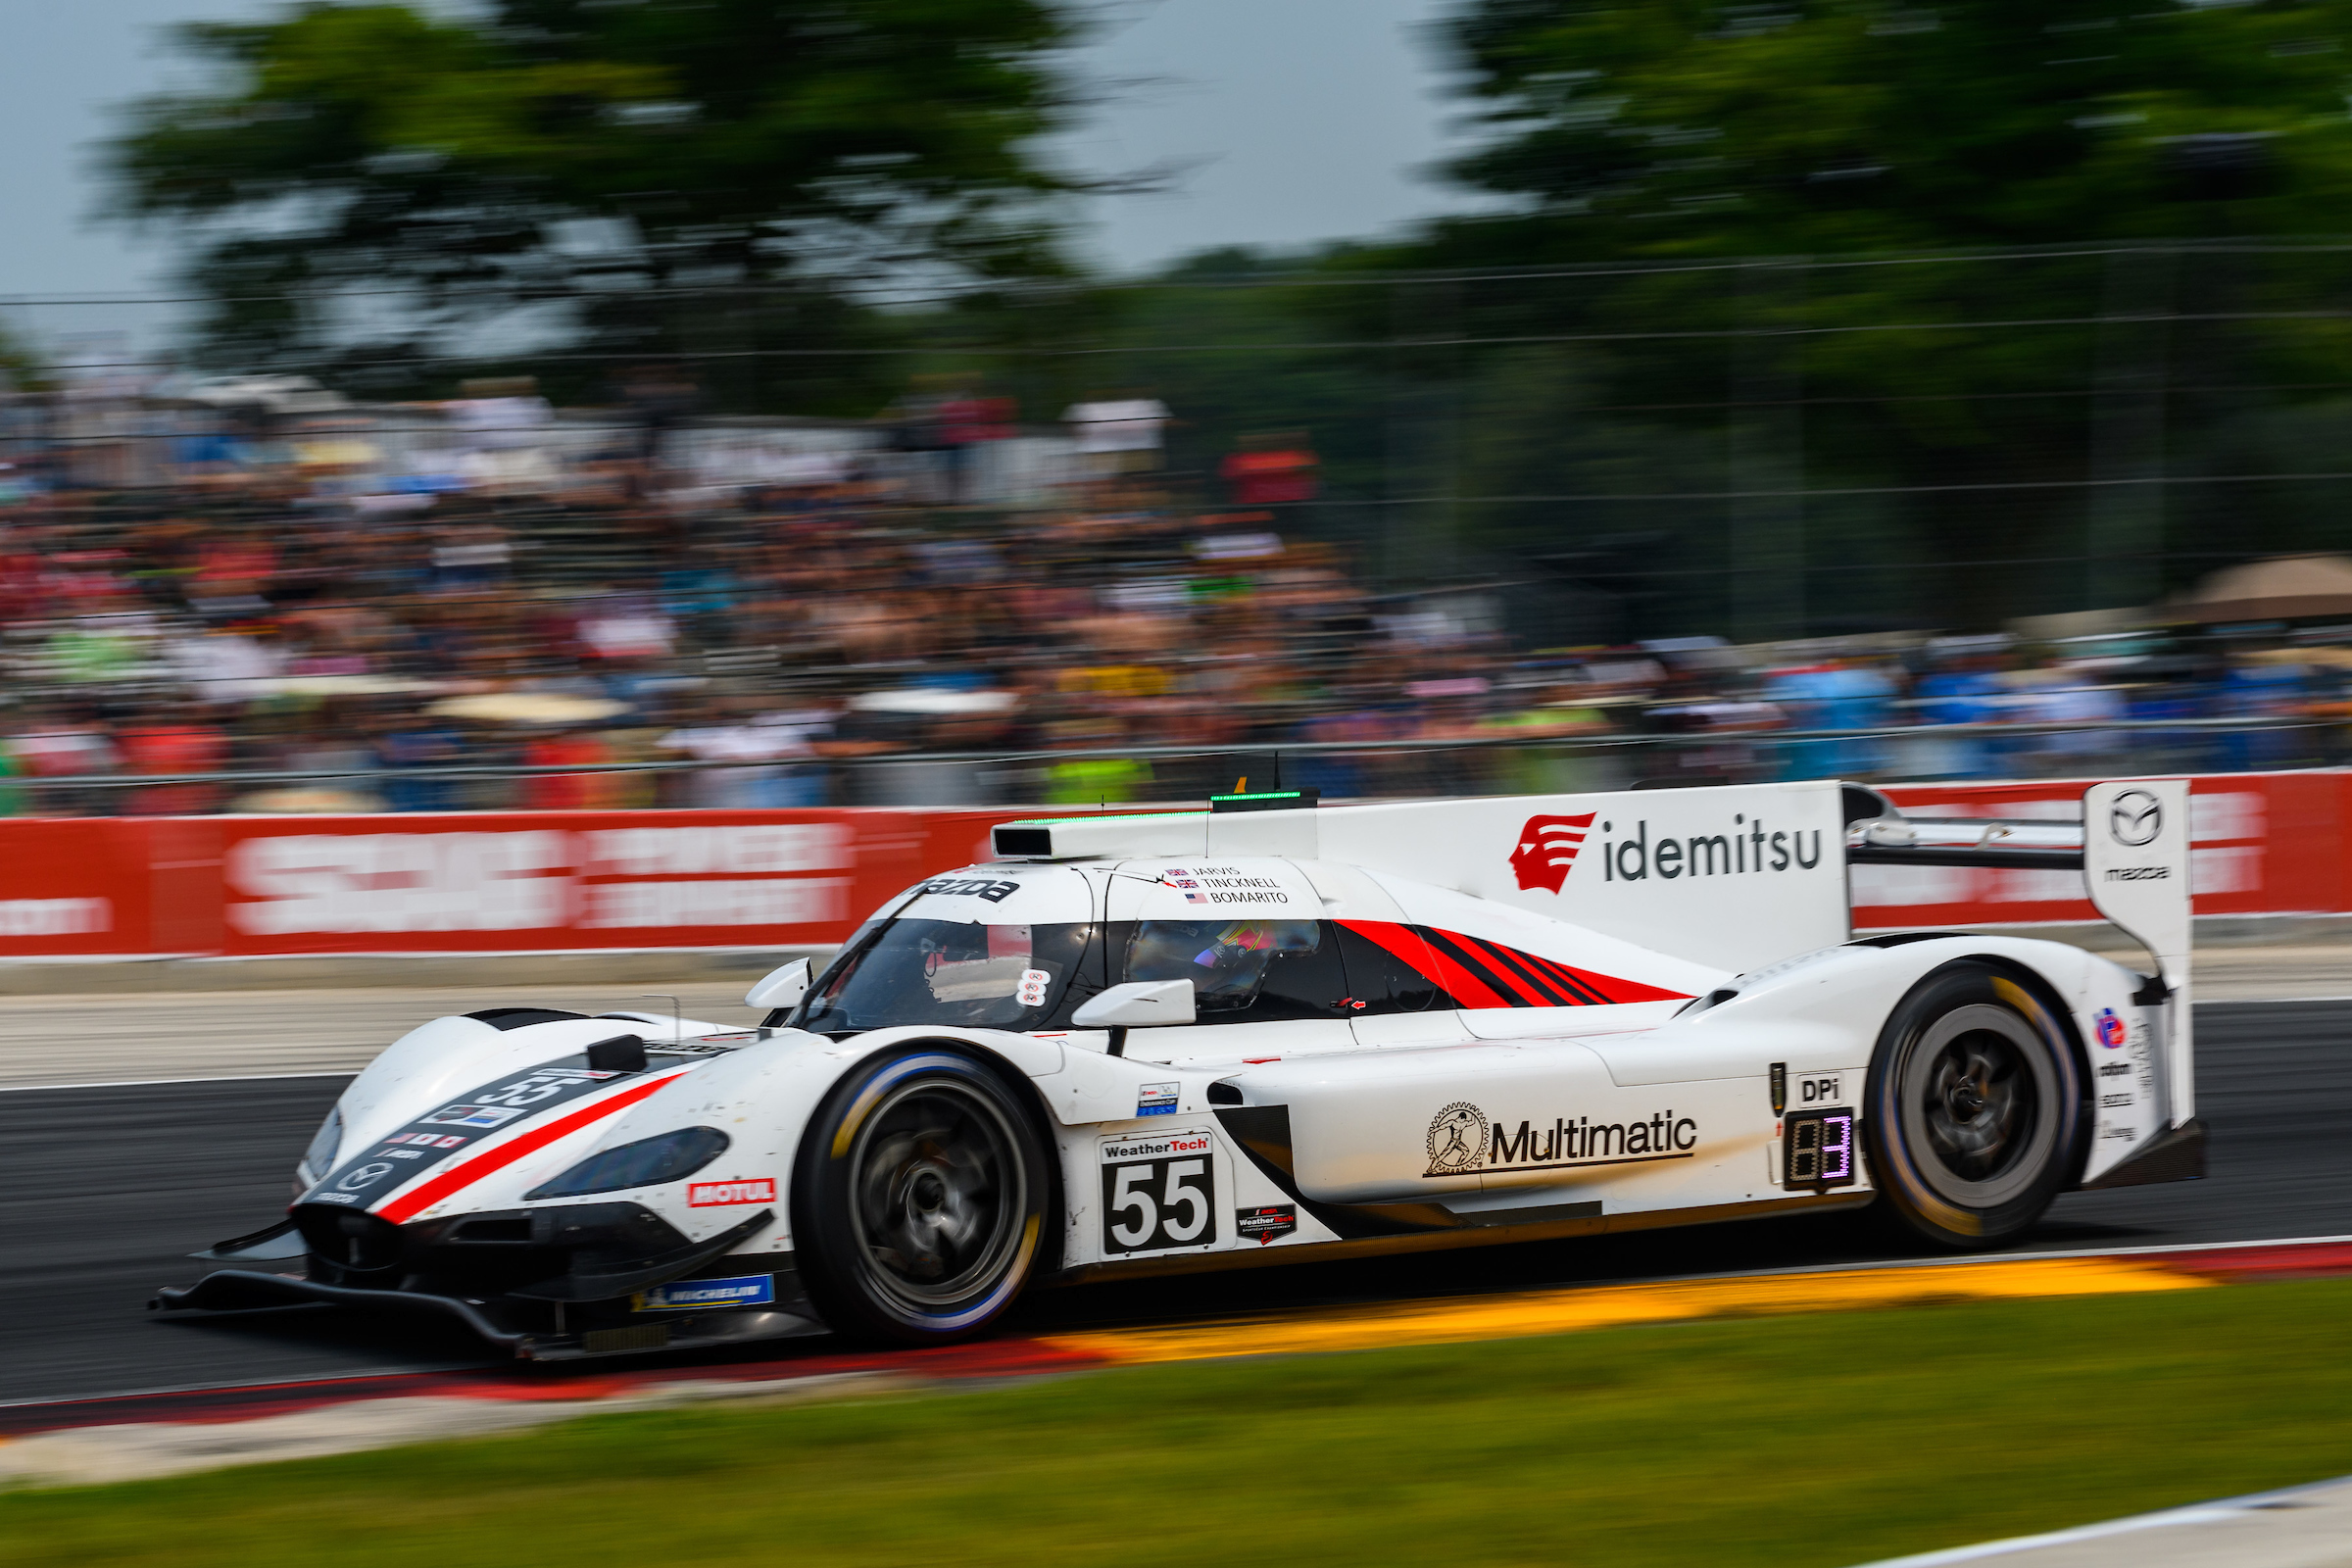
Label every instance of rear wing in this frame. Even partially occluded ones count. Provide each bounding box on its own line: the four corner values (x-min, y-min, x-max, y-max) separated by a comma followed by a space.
1843, 780, 2190, 989
1848, 779, 2193, 1122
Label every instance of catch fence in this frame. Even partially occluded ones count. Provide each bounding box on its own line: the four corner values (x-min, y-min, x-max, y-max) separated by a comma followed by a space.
18, 240, 2352, 641
1, 715, 2331, 817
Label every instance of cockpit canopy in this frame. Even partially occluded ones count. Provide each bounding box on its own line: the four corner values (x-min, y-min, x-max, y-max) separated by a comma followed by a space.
780, 853, 1706, 1036
790, 914, 1333, 1034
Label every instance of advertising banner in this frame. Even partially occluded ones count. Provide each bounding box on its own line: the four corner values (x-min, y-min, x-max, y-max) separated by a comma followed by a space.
211, 809, 1020, 955
0, 808, 1020, 958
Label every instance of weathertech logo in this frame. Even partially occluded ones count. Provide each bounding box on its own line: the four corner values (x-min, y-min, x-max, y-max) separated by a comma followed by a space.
688, 1178, 776, 1207
1509, 813, 1597, 894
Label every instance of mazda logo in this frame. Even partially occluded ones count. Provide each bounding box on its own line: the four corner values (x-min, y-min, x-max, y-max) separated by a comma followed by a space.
339, 1162, 393, 1190
2109, 790, 2162, 848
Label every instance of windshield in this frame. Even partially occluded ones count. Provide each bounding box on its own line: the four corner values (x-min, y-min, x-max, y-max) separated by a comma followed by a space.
795, 919, 1093, 1032
1124, 919, 1320, 1012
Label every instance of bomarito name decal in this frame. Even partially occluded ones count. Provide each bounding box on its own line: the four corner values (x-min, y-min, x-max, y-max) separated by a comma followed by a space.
1423, 1102, 1699, 1178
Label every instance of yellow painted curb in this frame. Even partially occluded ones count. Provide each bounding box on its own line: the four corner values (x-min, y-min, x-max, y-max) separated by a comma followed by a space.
1045, 1256, 2208, 1367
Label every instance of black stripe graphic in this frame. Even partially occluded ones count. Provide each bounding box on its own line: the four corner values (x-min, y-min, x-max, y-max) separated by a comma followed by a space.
1416, 927, 1541, 1008
1469, 938, 1583, 1006
1524, 952, 1612, 1006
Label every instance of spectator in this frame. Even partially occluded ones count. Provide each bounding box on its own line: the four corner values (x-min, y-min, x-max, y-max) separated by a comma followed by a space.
119, 711, 230, 814
1219, 431, 1319, 507
0, 368, 2331, 823
522, 723, 609, 811
377, 714, 466, 812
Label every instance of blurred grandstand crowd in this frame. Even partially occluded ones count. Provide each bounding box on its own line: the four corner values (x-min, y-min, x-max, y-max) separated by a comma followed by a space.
0, 375, 2341, 816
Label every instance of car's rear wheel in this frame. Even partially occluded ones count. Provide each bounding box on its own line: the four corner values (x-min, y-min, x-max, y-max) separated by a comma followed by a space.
1865, 963, 2083, 1248
792, 1048, 1050, 1344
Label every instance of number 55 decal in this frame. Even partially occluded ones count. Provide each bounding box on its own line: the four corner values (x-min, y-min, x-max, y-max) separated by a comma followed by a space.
1099, 1130, 1220, 1255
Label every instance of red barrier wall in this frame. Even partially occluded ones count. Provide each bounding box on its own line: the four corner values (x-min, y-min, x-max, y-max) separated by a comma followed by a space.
0, 808, 1024, 957
0, 818, 170, 956
2, 777, 2343, 957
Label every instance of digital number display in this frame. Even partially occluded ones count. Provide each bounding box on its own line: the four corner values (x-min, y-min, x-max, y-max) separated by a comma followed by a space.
1784, 1107, 1857, 1188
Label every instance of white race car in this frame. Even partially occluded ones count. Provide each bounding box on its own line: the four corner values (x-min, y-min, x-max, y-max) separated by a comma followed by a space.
159, 778, 2203, 1356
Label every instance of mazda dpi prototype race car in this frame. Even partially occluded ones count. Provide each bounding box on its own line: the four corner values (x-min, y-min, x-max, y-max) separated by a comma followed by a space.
160, 779, 2204, 1356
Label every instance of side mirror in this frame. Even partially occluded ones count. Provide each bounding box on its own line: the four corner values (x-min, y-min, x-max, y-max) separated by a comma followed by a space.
1072, 979, 1197, 1029
1072, 980, 1195, 1055
745, 957, 812, 1010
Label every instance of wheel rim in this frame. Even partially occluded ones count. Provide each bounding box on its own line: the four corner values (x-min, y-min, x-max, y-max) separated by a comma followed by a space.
845, 1075, 1027, 1313
1897, 1003, 2060, 1209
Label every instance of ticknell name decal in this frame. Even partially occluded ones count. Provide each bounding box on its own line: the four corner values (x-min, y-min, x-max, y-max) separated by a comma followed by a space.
1424, 1102, 1699, 1178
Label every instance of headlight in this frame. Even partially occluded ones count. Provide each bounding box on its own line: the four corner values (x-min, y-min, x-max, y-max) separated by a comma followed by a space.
523, 1127, 731, 1200
299, 1106, 344, 1186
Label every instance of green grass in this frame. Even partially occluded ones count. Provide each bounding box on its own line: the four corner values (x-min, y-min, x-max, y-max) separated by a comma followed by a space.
9, 1279, 2352, 1567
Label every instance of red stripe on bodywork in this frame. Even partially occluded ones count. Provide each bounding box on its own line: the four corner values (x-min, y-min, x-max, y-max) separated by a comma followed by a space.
1523, 953, 1610, 1004
1516, 953, 1609, 1006
1337, 920, 1509, 1008
1426, 930, 1550, 1007
1466, 936, 1582, 1005
1539, 957, 1691, 1004
1338, 919, 1690, 1008
377, 1068, 692, 1225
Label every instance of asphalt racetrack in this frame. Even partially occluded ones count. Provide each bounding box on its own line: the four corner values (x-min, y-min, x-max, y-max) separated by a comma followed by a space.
4, 1000, 2346, 1408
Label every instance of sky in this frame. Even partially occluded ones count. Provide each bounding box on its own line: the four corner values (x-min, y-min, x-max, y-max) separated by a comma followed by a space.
0, 0, 1484, 355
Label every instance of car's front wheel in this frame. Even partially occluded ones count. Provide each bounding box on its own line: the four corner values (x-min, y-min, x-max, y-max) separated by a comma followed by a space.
1865, 962, 2083, 1248
792, 1048, 1050, 1344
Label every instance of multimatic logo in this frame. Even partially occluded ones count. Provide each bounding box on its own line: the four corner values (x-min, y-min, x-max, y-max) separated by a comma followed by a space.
1425, 1102, 1489, 1176
1423, 1102, 1699, 1177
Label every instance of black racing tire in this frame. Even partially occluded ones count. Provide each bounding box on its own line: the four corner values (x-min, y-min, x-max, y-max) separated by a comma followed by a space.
1864, 962, 2084, 1249
791, 1047, 1051, 1345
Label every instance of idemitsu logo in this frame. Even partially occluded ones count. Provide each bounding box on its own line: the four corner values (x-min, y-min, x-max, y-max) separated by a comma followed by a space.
1509, 813, 1598, 894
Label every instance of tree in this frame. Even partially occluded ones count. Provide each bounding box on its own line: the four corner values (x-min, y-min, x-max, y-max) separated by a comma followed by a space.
1336, 0, 2352, 630
0, 319, 46, 395
107, 0, 1089, 406
1437, 0, 2352, 257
